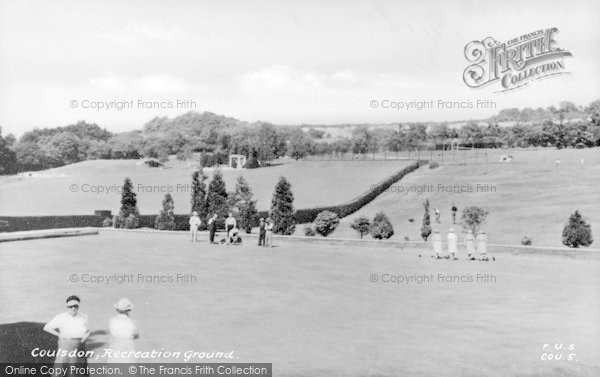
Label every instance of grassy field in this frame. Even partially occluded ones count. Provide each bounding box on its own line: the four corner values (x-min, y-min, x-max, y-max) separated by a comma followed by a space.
325, 147, 600, 248
1, 148, 598, 249
1, 231, 599, 376
0, 158, 412, 216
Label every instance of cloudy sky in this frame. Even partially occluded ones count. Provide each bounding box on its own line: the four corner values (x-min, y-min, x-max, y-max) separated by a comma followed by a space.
1, 0, 599, 136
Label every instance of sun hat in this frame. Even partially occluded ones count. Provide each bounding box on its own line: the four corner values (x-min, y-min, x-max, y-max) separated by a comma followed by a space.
192, 211, 198, 216
114, 298, 134, 311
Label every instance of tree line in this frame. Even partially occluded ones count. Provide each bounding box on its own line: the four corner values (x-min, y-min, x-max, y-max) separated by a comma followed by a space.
1, 100, 599, 174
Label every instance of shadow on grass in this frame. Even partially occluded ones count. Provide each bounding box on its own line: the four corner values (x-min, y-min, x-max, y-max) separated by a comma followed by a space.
0, 322, 106, 363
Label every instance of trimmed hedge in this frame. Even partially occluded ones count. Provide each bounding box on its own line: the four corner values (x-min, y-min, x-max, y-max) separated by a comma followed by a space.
292, 160, 422, 223
0, 216, 106, 233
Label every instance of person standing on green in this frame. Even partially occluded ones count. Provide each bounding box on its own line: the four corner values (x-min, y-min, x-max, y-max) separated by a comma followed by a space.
208, 213, 218, 244
189, 211, 201, 242
451, 203, 458, 224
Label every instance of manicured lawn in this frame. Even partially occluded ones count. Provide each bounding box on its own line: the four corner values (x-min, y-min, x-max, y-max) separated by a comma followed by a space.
0, 158, 412, 216
1, 231, 599, 376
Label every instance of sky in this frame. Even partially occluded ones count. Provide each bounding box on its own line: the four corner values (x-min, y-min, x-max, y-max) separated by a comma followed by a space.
0, 0, 599, 137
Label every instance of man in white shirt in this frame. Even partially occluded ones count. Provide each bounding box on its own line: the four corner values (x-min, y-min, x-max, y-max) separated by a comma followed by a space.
44, 295, 91, 369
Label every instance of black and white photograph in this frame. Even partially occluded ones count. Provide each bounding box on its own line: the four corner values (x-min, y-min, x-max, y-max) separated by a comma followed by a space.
0, 1, 599, 376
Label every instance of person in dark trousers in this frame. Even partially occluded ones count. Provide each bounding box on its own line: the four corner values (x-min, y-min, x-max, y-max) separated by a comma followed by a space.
258, 218, 266, 246
451, 203, 458, 224
208, 213, 218, 244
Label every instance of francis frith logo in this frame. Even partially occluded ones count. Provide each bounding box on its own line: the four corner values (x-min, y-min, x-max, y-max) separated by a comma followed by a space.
463, 28, 572, 92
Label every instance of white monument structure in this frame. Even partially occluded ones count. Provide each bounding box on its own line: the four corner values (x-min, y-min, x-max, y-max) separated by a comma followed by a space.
228, 154, 246, 169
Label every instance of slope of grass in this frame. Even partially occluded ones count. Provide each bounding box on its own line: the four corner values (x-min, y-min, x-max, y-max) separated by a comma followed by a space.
324, 148, 600, 248
0, 158, 411, 216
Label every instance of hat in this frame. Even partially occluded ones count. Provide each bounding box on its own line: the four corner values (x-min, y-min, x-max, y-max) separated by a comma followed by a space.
434, 229, 439, 233
449, 228, 455, 232
192, 211, 198, 216
114, 298, 134, 311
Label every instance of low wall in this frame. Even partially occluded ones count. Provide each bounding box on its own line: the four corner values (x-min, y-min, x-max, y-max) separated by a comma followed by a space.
0, 227, 99, 242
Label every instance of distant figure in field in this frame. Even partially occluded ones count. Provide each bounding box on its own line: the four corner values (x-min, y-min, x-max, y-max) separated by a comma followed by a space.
189, 211, 201, 242
265, 217, 274, 247
447, 228, 457, 260
555, 158, 560, 169
432, 229, 443, 259
451, 203, 458, 224
476, 231, 489, 261
208, 213, 218, 244
465, 229, 476, 260
108, 298, 139, 363
580, 158, 585, 167
43, 295, 90, 375
225, 213, 237, 244
434, 208, 441, 224
258, 218, 266, 246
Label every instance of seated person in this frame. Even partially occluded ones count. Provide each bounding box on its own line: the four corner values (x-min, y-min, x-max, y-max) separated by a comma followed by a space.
229, 227, 242, 244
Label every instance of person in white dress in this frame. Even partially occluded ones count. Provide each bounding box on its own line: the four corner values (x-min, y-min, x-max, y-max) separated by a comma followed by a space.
432, 229, 443, 259
265, 217, 274, 247
465, 229, 476, 260
476, 231, 489, 261
447, 228, 458, 260
108, 298, 139, 364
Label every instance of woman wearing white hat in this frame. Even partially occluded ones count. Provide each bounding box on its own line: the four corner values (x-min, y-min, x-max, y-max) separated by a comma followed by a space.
447, 228, 458, 260
465, 229, 476, 260
476, 230, 489, 261
432, 229, 443, 259
108, 298, 139, 364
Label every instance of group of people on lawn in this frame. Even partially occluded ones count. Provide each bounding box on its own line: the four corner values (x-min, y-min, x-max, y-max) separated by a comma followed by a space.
188, 212, 275, 247
431, 228, 490, 261
430, 202, 490, 261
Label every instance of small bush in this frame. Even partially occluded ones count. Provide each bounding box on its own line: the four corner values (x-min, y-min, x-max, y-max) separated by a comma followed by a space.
575, 143, 586, 149
314, 210, 340, 237
521, 236, 533, 246
122, 214, 139, 229
304, 226, 316, 236
429, 161, 439, 169
350, 217, 370, 239
144, 159, 163, 168
562, 210, 593, 248
370, 212, 394, 239
155, 193, 176, 230
420, 199, 432, 241
460, 206, 489, 234
102, 217, 113, 227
